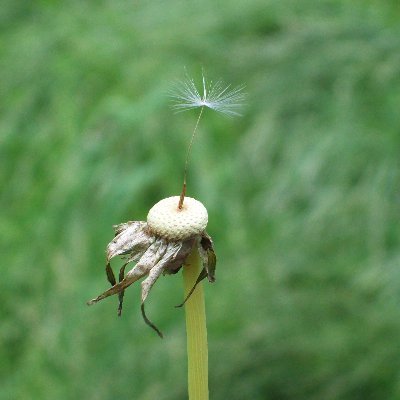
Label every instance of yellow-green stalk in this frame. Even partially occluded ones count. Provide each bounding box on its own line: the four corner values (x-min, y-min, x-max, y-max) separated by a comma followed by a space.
183, 249, 209, 400
146, 196, 211, 398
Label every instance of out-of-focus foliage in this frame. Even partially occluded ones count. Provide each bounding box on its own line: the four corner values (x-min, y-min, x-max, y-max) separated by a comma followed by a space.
1, 1, 400, 399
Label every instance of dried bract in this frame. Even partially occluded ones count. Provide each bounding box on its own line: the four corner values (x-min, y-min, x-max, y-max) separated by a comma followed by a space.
87, 196, 216, 338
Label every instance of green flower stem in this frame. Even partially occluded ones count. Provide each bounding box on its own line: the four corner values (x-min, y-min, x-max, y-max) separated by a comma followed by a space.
183, 250, 209, 400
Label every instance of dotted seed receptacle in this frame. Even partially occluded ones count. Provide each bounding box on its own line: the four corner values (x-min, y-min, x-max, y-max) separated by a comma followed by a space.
147, 196, 208, 241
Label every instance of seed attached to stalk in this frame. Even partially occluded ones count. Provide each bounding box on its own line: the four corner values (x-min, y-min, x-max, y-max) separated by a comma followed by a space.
171, 70, 246, 208
87, 70, 243, 400
87, 71, 243, 336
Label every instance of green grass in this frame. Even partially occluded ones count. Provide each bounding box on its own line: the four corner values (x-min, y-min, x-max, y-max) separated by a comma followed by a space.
1, 1, 400, 399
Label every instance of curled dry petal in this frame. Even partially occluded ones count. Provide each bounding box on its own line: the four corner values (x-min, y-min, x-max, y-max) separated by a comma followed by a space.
164, 238, 196, 274
87, 239, 167, 305
113, 221, 136, 236
141, 241, 182, 303
107, 222, 153, 261
198, 232, 216, 283
140, 240, 191, 337
175, 232, 216, 308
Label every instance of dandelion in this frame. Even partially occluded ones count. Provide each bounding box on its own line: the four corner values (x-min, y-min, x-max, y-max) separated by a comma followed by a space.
87, 70, 244, 400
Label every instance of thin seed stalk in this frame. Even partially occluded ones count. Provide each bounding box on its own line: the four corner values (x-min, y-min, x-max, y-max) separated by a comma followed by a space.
183, 250, 209, 400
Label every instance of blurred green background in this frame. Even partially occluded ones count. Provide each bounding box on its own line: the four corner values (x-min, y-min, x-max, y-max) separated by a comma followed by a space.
1, 1, 400, 399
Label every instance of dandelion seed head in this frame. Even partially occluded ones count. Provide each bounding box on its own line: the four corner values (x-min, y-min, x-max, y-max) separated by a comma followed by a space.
170, 71, 246, 117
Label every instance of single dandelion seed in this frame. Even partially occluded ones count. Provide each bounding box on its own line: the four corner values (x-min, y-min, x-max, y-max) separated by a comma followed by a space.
170, 70, 246, 209
170, 70, 246, 116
